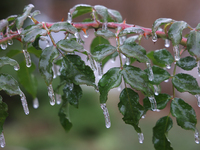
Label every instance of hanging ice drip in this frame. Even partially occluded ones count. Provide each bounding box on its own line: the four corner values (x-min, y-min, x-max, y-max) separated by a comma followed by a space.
173, 45, 180, 61
102, 20, 108, 31
138, 133, 144, 144
48, 84, 55, 106
22, 43, 31, 67
166, 64, 171, 69
52, 64, 60, 79
0, 132, 5, 148
146, 61, 154, 81
152, 32, 157, 43
87, 53, 96, 71
197, 60, 200, 77
82, 29, 89, 38
100, 103, 111, 128
40, 36, 50, 47
165, 39, 170, 47
194, 128, 200, 144
153, 85, 160, 96
125, 57, 130, 65
0, 32, 7, 50
74, 32, 81, 44
67, 12, 72, 24
19, 90, 29, 115
195, 94, 200, 107
6, 26, 13, 46
14, 63, 20, 71
33, 97, 39, 109
148, 96, 157, 111
56, 94, 62, 105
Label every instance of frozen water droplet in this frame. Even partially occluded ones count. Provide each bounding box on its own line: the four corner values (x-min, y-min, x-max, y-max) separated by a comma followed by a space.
100, 103, 111, 128
146, 62, 154, 81
164, 79, 169, 82
0, 132, 5, 148
48, 84, 55, 106
111, 58, 115, 63
1, 43, 7, 50
52, 64, 57, 79
7, 39, 13, 45
69, 83, 73, 91
142, 114, 146, 119
153, 85, 159, 96
74, 32, 81, 43
67, 12, 72, 24
148, 96, 157, 111
56, 94, 62, 105
195, 94, 200, 107
97, 62, 103, 77
102, 22, 108, 31
165, 39, 170, 47
197, 60, 200, 77
117, 84, 122, 91
46, 39, 50, 47
33, 97, 39, 109
14, 64, 20, 71
125, 57, 130, 65
20, 90, 29, 115
122, 54, 126, 59
138, 133, 144, 144
152, 32, 157, 42
194, 128, 200, 144
23, 49, 31, 67
166, 64, 171, 69
82, 29, 89, 38
173, 45, 180, 61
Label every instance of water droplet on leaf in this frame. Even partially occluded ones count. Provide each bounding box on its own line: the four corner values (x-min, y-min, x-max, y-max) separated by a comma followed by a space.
33, 97, 39, 109
100, 103, 111, 128
48, 84, 55, 106
7, 39, 13, 45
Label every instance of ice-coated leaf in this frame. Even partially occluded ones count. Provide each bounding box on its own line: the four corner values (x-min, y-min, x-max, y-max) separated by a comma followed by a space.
60, 54, 96, 87
0, 57, 19, 69
39, 46, 59, 86
172, 73, 200, 95
70, 4, 93, 19
195, 23, 200, 30
57, 39, 84, 53
147, 51, 165, 67
6, 15, 18, 22
63, 82, 82, 108
95, 29, 115, 39
153, 49, 174, 65
168, 21, 188, 46
0, 19, 8, 32
176, 56, 197, 70
119, 27, 144, 36
17, 61, 37, 98
32, 35, 42, 50
0, 95, 8, 134
118, 88, 144, 133
94, 5, 108, 21
49, 22, 77, 33
91, 44, 117, 62
121, 65, 153, 96
152, 18, 173, 34
98, 67, 122, 103
187, 30, 200, 59
171, 98, 197, 131
107, 9, 122, 23
16, 4, 34, 29
153, 116, 173, 150
30, 10, 41, 17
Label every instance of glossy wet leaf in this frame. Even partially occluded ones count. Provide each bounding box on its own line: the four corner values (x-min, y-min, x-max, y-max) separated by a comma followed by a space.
70, 4, 93, 19
147, 51, 165, 67
171, 98, 197, 131
49, 22, 77, 34
6, 15, 18, 22
6, 50, 21, 58
119, 27, 144, 36
118, 88, 144, 133
94, 5, 108, 21
0, 19, 8, 32
108, 9, 122, 23
28, 46, 42, 58
176, 56, 197, 70
152, 18, 173, 34
39, 46, 59, 86
0, 57, 19, 69
172, 73, 200, 95
0, 96, 8, 134
153, 116, 173, 150
153, 49, 174, 65
168, 21, 188, 46
95, 29, 115, 39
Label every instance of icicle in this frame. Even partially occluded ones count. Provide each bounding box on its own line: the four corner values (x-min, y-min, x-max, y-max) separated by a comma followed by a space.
19, 90, 29, 115
102, 21, 108, 31
33, 97, 39, 109
14, 64, 20, 71
52, 64, 57, 79
95, 86, 99, 93
0, 43, 7, 50
194, 128, 200, 144
56, 94, 62, 105
152, 32, 157, 42
0, 132, 5, 148
97, 62, 103, 79
165, 39, 170, 47
148, 96, 157, 111
138, 133, 144, 144
82, 29, 89, 38
195, 94, 200, 107
125, 57, 130, 65
173, 45, 180, 61
111, 58, 115, 63
166, 64, 171, 69
67, 12, 72, 24
48, 84, 55, 106
23, 49, 31, 67
74, 32, 81, 43
164, 79, 169, 82
100, 103, 111, 128
146, 62, 154, 81
153, 85, 159, 96
69, 83, 74, 91
142, 114, 146, 119
197, 60, 200, 77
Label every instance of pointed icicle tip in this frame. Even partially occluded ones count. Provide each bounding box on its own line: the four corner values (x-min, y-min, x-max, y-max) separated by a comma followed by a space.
82, 28, 89, 38
138, 133, 144, 144
20, 90, 29, 115
56, 94, 62, 105
33, 97, 39, 109
100, 103, 111, 128
165, 39, 170, 47
22, 49, 31, 67
173, 45, 180, 61
195, 94, 200, 107
1, 43, 7, 50
48, 84, 55, 106
152, 32, 157, 43
146, 62, 154, 81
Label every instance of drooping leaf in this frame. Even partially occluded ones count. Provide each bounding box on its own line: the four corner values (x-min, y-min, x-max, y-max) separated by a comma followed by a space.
172, 73, 200, 95
168, 21, 188, 46
0, 57, 19, 70
0, 95, 8, 134
39, 46, 59, 86
107, 9, 122, 23
119, 27, 144, 36
147, 51, 165, 67
153, 49, 174, 65
70, 4, 93, 19
98, 67, 122, 103
152, 18, 173, 34
49, 22, 77, 34
118, 88, 144, 133
95, 29, 115, 39
94, 5, 108, 21
171, 98, 197, 131
176, 56, 197, 70
153, 116, 173, 150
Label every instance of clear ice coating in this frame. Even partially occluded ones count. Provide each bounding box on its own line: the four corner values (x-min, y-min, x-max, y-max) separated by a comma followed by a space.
153, 85, 159, 96
152, 32, 157, 42
138, 133, 144, 144
194, 128, 200, 144
74, 32, 81, 43
56, 94, 62, 105
48, 84, 55, 106
97, 62, 103, 78
148, 96, 157, 111
125, 57, 130, 65
173, 45, 180, 61
102, 21, 108, 31
100, 103, 111, 128
33, 97, 39, 109
1, 43, 7, 50
67, 12, 72, 23
146, 62, 154, 81
7, 39, 13, 46
195, 94, 200, 107
88, 54, 96, 71
82, 29, 89, 38
166, 64, 171, 69
0, 132, 5, 148
14, 64, 20, 71
197, 60, 200, 77
165, 39, 170, 47
23, 49, 31, 67
20, 90, 29, 115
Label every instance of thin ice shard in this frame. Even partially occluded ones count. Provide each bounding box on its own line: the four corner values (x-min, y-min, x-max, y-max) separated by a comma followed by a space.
48, 84, 55, 106
146, 62, 154, 81
67, 12, 72, 23
138, 133, 144, 144
33, 97, 39, 109
197, 60, 200, 77
23, 49, 31, 67
195, 94, 200, 107
56, 94, 62, 105
74, 32, 81, 43
0, 132, 5, 148
20, 90, 29, 115
153, 85, 159, 96
165, 39, 170, 47
102, 22, 108, 31
173, 45, 180, 61
148, 96, 157, 111
88, 54, 96, 71
194, 128, 200, 144
100, 103, 111, 128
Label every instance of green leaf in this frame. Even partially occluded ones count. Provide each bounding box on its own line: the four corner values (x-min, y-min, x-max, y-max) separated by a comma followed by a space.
30, 10, 41, 17
60, 54, 96, 87
91, 44, 117, 62
32, 35, 42, 50
16, 4, 34, 29
153, 49, 174, 65
147, 51, 165, 67
121, 65, 153, 96
152, 18, 173, 34
187, 30, 200, 59
70, 4, 93, 19
108, 9, 122, 23
63, 82, 82, 108
119, 27, 144, 36
58, 100, 72, 132
27, 46, 42, 58
39, 46, 59, 86
94, 5, 108, 21
168, 21, 188, 46
0, 57, 19, 70
90, 36, 110, 50
118, 88, 144, 133
49, 22, 77, 34
171, 98, 197, 131
153, 116, 173, 150
17, 61, 37, 98
172, 73, 200, 95
0, 19, 8, 32
143, 94, 171, 112
6, 50, 21, 58
6, 15, 18, 22
0, 73, 21, 96
95, 29, 115, 39
176, 56, 197, 70
0, 95, 8, 134
98, 67, 122, 103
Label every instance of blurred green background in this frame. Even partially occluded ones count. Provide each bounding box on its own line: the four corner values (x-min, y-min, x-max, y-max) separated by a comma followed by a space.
1, 0, 200, 150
